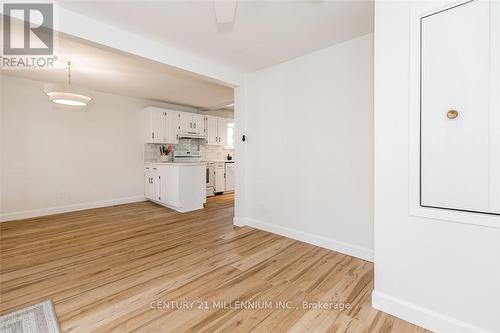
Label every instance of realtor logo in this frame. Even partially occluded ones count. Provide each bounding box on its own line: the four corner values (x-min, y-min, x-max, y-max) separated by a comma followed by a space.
3, 3, 53, 55
2, 3, 56, 69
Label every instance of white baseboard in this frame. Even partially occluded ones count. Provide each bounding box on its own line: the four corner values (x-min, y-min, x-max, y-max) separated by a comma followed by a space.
243, 218, 373, 262
0, 196, 146, 222
372, 290, 493, 333
233, 217, 246, 227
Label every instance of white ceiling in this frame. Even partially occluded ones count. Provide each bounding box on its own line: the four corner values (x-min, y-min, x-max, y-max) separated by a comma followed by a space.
2, 35, 235, 109
59, 0, 374, 72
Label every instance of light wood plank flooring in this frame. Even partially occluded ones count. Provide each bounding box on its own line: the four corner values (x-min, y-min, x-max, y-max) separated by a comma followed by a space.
1, 194, 429, 332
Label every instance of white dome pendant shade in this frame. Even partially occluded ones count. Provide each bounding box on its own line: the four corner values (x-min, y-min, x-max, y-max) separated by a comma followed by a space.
44, 61, 92, 107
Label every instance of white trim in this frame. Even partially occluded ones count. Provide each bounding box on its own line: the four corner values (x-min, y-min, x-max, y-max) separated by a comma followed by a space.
372, 290, 494, 333
233, 217, 246, 227
408, 1, 500, 228
244, 218, 373, 262
0, 196, 146, 222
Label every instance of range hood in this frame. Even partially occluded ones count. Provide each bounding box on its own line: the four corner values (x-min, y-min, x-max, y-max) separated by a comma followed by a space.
178, 132, 206, 139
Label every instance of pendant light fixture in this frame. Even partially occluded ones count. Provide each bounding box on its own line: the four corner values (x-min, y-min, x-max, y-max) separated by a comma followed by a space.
44, 61, 92, 106
214, 0, 237, 24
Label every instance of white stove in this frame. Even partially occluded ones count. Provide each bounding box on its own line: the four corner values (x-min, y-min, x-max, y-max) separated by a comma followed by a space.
172, 150, 202, 163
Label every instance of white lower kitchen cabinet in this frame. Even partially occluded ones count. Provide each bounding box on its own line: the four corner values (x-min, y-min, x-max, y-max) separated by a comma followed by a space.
214, 163, 225, 193
144, 162, 205, 212
144, 165, 160, 201
225, 163, 235, 192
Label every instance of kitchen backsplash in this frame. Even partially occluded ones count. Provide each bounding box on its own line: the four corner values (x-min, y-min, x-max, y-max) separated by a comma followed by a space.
144, 139, 234, 162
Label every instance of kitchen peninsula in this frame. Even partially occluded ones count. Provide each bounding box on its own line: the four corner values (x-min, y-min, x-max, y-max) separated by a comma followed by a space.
144, 162, 206, 213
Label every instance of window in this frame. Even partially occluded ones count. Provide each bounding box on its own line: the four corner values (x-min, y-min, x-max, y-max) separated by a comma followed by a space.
227, 122, 235, 149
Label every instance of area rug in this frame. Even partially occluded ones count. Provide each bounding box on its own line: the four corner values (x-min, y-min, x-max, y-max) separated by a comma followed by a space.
0, 300, 61, 333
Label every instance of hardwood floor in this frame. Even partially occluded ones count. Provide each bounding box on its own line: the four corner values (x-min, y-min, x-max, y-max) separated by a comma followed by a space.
0, 194, 429, 332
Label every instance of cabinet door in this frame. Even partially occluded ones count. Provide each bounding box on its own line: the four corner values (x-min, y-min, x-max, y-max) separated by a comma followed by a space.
150, 109, 163, 143
218, 118, 228, 147
225, 163, 235, 192
179, 112, 192, 132
144, 171, 153, 199
160, 111, 168, 143
421, 0, 490, 213
205, 116, 218, 145
166, 110, 179, 144
192, 114, 205, 134
215, 168, 225, 193
153, 172, 161, 202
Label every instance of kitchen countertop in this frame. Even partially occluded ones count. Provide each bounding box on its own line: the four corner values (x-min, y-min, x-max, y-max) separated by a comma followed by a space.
145, 161, 207, 166
145, 160, 234, 165
205, 160, 235, 163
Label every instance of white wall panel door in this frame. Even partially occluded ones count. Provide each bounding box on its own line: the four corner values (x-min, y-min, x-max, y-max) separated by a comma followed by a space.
420, 0, 496, 214
490, 0, 500, 214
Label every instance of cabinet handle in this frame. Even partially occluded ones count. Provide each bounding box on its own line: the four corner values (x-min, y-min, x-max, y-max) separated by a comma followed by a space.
447, 110, 459, 119
152, 132, 154, 139
190, 122, 192, 128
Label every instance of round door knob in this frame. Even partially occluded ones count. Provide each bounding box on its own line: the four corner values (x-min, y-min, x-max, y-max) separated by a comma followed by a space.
447, 110, 458, 119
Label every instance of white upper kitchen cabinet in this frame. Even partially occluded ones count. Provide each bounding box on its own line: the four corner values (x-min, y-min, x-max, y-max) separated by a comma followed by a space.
218, 118, 228, 147
205, 116, 219, 145
192, 114, 205, 134
179, 112, 192, 133
420, 0, 499, 215
165, 110, 180, 144
179, 112, 205, 135
204, 116, 231, 146
144, 107, 179, 144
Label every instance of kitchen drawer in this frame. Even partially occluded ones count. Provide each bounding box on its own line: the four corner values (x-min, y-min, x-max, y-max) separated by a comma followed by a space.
145, 165, 159, 172
215, 163, 225, 169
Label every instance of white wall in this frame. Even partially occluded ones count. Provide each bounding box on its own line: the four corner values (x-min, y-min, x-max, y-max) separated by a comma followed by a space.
243, 34, 374, 261
373, 2, 500, 332
0, 75, 192, 221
